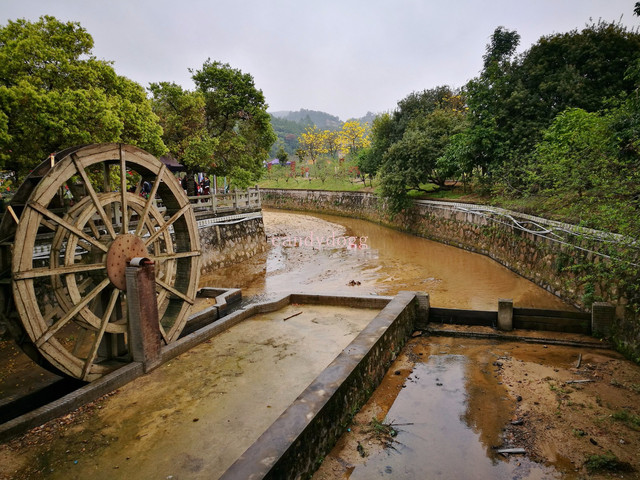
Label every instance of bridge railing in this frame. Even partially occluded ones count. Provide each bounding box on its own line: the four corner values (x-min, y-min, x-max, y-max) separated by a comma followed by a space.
154, 186, 261, 218
187, 187, 261, 216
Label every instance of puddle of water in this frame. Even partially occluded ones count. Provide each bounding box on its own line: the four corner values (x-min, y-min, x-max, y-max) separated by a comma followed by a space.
315, 338, 568, 480
346, 352, 561, 480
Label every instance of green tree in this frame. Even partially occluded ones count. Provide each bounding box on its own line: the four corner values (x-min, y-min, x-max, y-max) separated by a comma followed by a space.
374, 87, 466, 211
459, 22, 640, 191
460, 27, 521, 183
149, 82, 218, 173
276, 144, 288, 165
530, 108, 616, 197
0, 16, 165, 177
379, 106, 466, 208
191, 59, 276, 186
359, 113, 392, 180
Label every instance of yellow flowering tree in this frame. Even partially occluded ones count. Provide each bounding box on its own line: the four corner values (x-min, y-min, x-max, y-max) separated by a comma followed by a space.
323, 129, 340, 158
339, 120, 370, 154
298, 126, 328, 163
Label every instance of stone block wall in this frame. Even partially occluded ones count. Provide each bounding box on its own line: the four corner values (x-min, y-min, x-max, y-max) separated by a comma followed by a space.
198, 216, 267, 274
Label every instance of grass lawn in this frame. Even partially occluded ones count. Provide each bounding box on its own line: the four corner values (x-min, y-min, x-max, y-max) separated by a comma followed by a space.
258, 176, 375, 192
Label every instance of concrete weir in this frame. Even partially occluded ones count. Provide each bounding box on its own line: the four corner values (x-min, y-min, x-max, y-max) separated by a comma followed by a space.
221, 291, 422, 479
0, 290, 423, 479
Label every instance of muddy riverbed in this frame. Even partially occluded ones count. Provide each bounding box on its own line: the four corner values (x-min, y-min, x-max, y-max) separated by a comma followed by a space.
2, 209, 638, 479
201, 210, 573, 311
0, 304, 380, 479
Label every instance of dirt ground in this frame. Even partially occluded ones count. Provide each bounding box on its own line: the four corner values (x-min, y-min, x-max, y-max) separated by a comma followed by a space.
314, 335, 640, 480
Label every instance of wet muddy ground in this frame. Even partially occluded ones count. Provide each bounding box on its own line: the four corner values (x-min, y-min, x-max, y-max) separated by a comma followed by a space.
314, 336, 640, 480
0, 304, 379, 480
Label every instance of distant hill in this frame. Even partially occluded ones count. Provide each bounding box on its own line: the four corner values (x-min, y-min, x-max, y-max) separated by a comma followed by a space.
268, 108, 380, 157
272, 109, 342, 130
269, 111, 292, 119
347, 111, 377, 124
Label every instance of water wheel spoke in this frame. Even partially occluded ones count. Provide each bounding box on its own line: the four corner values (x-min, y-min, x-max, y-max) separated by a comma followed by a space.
145, 204, 191, 246
41, 218, 58, 232
134, 164, 166, 237
14, 262, 106, 280
81, 288, 120, 381
71, 154, 117, 240
87, 218, 102, 239
152, 250, 201, 262
155, 277, 194, 305
158, 320, 170, 344
35, 278, 111, 348
28, 202, 108, 253
102, 162, 115, 227
119, 146, 129, 234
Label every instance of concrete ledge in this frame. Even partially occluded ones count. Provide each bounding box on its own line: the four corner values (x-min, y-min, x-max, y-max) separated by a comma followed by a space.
289, 293, 393, 309
426, 325, 613, 349
220, 291, 418, 480
185, 288, 243, 334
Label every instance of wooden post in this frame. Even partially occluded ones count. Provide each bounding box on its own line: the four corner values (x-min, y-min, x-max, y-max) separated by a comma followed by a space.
211, 191, 217, 214
497, 299, 513, 331
126, 257, 162, 373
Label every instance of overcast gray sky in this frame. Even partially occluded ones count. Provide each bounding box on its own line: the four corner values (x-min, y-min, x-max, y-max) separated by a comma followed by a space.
1, 0, 638, 120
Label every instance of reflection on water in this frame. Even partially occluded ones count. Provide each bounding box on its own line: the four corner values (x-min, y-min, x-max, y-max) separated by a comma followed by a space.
348, 351, 560, 480
201, 210, 573, 311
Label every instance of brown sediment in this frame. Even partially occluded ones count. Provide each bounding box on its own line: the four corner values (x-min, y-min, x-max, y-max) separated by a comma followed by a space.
201, 210, 575, 311
314, 336, 640, 480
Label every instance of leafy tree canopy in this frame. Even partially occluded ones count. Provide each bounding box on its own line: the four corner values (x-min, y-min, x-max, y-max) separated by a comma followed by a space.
0, 15, 165, 178
462, 21, 640, 188
377, 87, 467, 211
149, 82, 218, 173
191, 59, 276, 184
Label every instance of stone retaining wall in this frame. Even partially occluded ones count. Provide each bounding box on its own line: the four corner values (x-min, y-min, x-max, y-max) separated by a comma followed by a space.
198, 215, 267, 274
261, 189, 639, 361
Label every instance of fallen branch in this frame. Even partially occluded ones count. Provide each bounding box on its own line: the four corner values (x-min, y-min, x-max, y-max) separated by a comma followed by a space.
565, 379, 594, 384
283, 311, 303, 321
496, 448, 526, 454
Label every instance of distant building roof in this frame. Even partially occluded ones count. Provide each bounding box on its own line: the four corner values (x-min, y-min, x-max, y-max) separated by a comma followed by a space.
159, 154, 185, 172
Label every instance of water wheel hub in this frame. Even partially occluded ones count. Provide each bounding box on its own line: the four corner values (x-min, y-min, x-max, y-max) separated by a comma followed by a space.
106, 234, 149, 291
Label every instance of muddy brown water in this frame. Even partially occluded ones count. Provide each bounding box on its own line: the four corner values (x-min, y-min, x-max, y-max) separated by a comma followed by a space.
201, 209, 574, 311
314, 337, 565, 479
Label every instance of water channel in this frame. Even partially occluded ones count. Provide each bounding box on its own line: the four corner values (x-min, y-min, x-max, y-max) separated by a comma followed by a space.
201, 209, 573, 311
1, 209, 599, 479
200, 210, 579, 478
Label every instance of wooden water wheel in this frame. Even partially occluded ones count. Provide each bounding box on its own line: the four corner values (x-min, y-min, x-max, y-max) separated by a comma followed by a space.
0, 144, 200, 381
